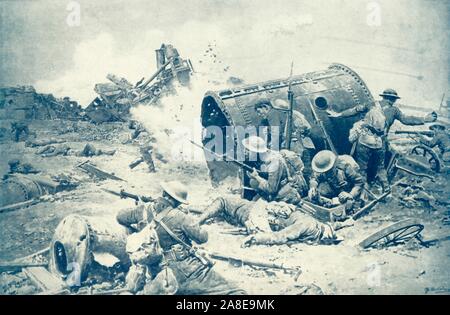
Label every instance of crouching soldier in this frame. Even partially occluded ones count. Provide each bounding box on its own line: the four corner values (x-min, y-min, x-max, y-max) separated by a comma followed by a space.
197, 195, 272, 234
116, 181, 246, 295
418, 123, 450, 164
243, 136, 302, 205
242, 202, 352, 247
308, 150, 364, 213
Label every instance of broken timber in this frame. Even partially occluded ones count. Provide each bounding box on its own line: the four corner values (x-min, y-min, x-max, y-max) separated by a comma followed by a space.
0, 261, 48, 273
23, 267, 66, 292
77, 160, 125, 181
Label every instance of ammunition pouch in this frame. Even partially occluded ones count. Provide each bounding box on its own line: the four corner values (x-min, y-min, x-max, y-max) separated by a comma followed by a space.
164, 244, 190, 262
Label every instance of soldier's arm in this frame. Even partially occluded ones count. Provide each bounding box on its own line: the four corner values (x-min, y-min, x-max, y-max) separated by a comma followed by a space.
309, 172, 321, 189
418, 134, 438, 148
181, 215, 209, 244
116, 205, 146, 228
293, 112, 311, 135
337, 104, 369, 118
197, 197, 225, 224
257, 161, 283, 198
251, 222, 312, 245
345, 166, 364, 199
395, 107, 425, 126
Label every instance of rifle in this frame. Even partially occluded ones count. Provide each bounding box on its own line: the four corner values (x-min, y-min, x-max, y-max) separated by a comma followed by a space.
394, 130, 434, 137
101, 188, 154, 203
352, 180, 402, 220
284, 62, 294, 150
101, 188, 203, 214
306, 99, 337, 154
189, 140, 261, 174
207, 251, 302, 281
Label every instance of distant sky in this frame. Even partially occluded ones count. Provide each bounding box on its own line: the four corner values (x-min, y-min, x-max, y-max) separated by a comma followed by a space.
0, 0, 448, 107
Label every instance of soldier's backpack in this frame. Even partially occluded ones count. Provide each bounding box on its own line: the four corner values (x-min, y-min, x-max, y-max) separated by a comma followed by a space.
280, 149, 307, 194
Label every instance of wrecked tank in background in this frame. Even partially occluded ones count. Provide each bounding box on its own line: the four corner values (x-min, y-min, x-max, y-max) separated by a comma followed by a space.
85, 44, 194, 123
0, 86, 83, 121
200, 63, 375, 184
0, 173, 79, 211
131, 43, 194, 104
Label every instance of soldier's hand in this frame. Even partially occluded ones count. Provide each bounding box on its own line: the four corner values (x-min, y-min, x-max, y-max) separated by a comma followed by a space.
338, 192, 353, 203
242, 236, 256, 248
424, 111, 438, 123
326, 110, 341, 118
308, 187, 318, 201
248, 169, 259, 179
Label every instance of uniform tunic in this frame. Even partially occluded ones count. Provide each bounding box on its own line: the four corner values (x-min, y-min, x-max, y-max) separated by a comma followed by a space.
310, 155, 363, 200
116, 197, 245, 295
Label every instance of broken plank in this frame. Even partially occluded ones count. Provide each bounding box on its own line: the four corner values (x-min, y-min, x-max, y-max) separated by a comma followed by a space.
23, 267, 66, 292
0, 261, 48, 273
77, 160, 125, 181
0, 199, 40, 214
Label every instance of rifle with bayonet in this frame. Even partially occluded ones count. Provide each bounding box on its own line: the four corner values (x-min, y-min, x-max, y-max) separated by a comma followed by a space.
284, 62, 294, 150
101, 188, 154, 203
206, 251, 302, 281
394, 130, 434, 137
306, 99, 337, 154
189, 140, 261, 174
101, 188, 203, 214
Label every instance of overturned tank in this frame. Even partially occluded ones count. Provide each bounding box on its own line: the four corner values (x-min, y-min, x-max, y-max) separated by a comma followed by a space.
200, 63, 375, 184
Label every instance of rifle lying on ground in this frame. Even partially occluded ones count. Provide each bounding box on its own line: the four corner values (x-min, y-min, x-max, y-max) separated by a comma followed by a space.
189, 140, 261, 174
352, 180, 403, 220
394, 130, 434, 137
101, 188, 203, 214
38, 287, 129, 295
206, 251, 302, 281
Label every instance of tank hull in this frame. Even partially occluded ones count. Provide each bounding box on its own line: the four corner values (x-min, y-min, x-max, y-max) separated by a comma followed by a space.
200, 63, 375, 183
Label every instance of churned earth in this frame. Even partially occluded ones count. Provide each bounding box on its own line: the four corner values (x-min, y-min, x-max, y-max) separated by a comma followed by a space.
0, 112, 449, 295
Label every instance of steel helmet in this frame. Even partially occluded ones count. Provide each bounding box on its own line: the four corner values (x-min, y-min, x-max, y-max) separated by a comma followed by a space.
242, 136, 268, 153
379, 88, 401, 99
160, 181, 189, 204
311, 150, 337, 173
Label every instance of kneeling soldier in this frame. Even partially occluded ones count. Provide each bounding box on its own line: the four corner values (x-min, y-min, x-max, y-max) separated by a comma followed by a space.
308, 150, 364, 212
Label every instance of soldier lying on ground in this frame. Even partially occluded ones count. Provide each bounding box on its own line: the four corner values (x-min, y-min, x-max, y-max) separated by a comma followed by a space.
308, 150, 364, 213
25, 138, 65, 147
7, 159, 40, 175
36, 143, 116, 157
242, 201, 352, 247
116, 181, 246, 295
243, 136, 302, 205
77, 143, 116, 157
197, 195, 272, 233
36, 144, 72, 157
418, 123, 450, 163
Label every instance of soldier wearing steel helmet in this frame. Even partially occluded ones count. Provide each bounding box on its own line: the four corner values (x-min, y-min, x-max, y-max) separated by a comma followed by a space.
116, 181, 245, 295
418, 122, 450, 163
348, 104, 389, 191
243, 136, 302, 205
327, 88, 437, 130
308, 150, 364, 211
